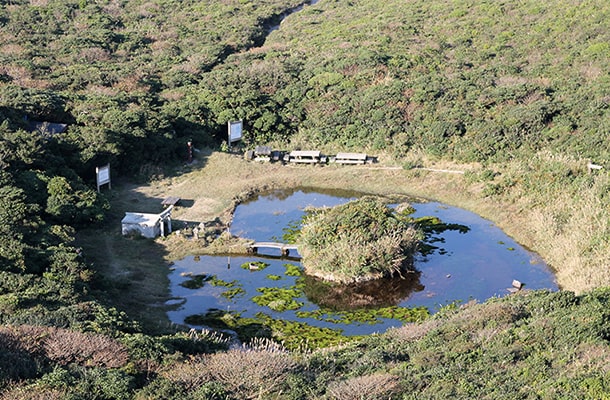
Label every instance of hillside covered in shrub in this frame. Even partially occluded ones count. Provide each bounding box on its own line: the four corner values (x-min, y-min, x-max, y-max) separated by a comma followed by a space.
0, 0, 609, 397
2, 0, 608, 166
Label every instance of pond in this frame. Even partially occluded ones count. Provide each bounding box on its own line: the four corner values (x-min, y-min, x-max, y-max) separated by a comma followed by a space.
167, 189, 557, 336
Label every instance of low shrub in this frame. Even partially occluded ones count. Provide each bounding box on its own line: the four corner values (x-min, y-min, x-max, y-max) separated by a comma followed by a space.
202, 338, 297, 399
0, 329, 43, 385
0, 324, 129, 388
297, 197, 422, 283
41, 327, 129, 368
326, 372, 403, 400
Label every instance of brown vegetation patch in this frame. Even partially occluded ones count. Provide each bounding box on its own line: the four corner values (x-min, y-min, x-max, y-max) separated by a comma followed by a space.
0, 386, 65, 400
387, 319, 442, 342
201, 338, 296, 399
326, 372, 403, 400
0, 325, 129, 368
450, 300, 529, 330
160, 356, 211, 392
567, 343, 610, 375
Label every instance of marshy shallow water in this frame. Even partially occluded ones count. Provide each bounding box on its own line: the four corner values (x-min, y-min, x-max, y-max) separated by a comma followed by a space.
167, 189, 557, 335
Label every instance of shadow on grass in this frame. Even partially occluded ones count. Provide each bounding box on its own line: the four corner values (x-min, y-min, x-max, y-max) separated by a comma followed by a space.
76, 151, 217, 334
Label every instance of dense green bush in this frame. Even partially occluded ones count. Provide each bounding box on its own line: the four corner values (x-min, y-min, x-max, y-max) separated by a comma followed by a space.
298, 197, 422, 283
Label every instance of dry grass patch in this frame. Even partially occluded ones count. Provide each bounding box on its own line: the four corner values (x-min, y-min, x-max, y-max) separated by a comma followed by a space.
0, 386, 66, 400
160, 357, 211, 392
326, 372, 402, 400
386, 319, 442, 342
201, 338, 296, 399
567, 342, 610, 375
0, 325, 129, 368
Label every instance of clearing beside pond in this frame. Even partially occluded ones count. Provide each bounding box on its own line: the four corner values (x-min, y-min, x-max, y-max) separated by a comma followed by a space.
78, 148, 608, 331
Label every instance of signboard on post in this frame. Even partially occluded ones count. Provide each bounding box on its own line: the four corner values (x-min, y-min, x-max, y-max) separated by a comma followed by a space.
228, 120, 243, 148
96, 164, 111, 192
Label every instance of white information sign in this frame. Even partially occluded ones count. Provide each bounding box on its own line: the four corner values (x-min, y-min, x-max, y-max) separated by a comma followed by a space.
228, 120, 243, 144
96, 164, 111, 192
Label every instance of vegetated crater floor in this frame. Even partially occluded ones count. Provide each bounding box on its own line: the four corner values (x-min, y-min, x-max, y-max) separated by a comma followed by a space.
165, 187, 556, 335
143, 151, 540, 272
102, 150, 567, 330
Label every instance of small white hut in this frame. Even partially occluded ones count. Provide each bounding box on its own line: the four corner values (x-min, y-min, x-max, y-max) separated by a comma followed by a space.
121, 206, 173, 238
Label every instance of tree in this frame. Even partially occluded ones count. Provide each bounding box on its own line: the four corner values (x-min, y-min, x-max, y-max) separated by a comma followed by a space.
46, 176, 108, 226
0, 180, 30, 272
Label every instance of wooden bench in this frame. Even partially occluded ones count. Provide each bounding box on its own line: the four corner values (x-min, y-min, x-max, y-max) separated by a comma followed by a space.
588, 162, 603, 173
161, 196, 181, 207
284, 150, 326, 164
271, 150, 282, 162
507, 279, 523, 293
255, 145, 272, 157
334, 152, 367, 165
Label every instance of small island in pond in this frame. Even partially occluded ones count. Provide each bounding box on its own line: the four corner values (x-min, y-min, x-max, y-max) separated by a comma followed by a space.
296, 196, 423, 284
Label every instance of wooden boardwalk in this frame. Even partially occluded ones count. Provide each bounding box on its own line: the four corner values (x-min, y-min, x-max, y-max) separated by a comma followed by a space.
248, 242, 299, 257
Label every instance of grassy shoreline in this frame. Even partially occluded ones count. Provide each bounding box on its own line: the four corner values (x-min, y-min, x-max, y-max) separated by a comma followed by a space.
79, 149, 609, 330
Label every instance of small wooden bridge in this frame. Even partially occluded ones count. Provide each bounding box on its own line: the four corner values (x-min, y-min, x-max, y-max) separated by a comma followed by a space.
248, 242, 299, 257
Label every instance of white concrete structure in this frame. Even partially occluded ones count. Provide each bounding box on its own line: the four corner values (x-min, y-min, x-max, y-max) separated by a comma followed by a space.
121, 206, 173, 238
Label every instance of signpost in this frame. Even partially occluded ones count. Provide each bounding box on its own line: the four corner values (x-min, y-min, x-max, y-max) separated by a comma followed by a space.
96, 164, 111, 192
228, 120, 243, 149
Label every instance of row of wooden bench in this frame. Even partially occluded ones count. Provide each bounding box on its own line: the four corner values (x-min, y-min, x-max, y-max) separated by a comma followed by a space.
245, 147, 374, 165
285, 150, 371, 165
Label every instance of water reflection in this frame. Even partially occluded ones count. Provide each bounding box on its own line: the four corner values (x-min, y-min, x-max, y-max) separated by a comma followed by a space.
302, 273, 425, 310
167, 189, 558, 335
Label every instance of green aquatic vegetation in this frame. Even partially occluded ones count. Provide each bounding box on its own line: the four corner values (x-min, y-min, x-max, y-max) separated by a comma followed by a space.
255, 313, 359, 351
414, 216, 470, 235
280, 219, 301, 244
203, 275, 244, 298
266, 274, 282, 281
184, 309, 241, 329
252, 287, 304, 312
179, 274, 212, 289
297, 306, 429, 325
284, 263, 302, 276
221, 287, 246, 300
240, 261, 270, 271
186, 310, 355, 351
209, 276, 238, 287
414, 216, 470, 256
185, 310, 273, 340
376, 306, 429, 321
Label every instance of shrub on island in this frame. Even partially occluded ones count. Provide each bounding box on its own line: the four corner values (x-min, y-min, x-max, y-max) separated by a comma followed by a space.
297, 197, 422, 283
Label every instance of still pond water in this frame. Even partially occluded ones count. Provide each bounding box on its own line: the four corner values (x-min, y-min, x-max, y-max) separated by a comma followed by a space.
167, 189, 557, 335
